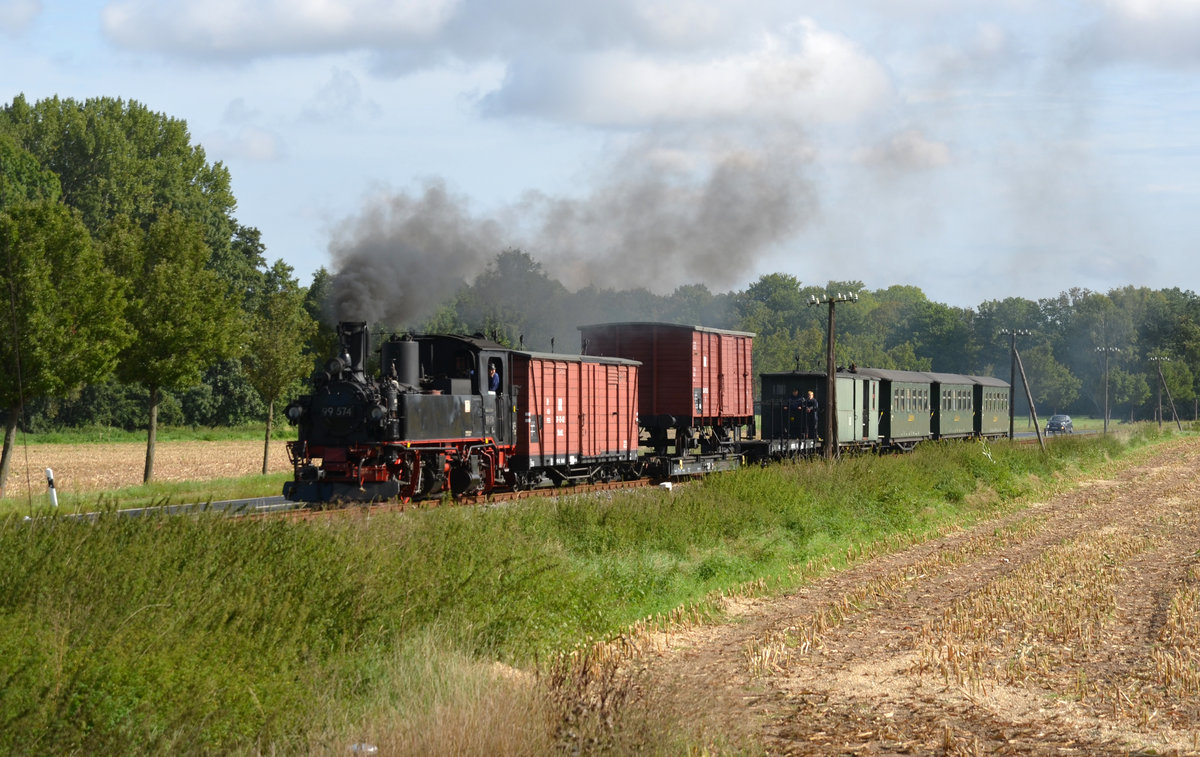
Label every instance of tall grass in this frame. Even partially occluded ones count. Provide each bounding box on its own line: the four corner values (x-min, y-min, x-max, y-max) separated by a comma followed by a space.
0, 425, 1170, 753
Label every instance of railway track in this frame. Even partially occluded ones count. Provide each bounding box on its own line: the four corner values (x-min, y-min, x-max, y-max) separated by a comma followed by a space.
52, 477, 660, 523
266, 477, 659, 521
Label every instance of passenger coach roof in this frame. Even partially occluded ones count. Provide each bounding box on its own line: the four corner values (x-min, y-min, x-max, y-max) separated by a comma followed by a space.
761, 369, 859, 379
763, 366, 1008, 388
924, 372, 981, 385
853, 367, 937, 383
970, 375, 1011, 388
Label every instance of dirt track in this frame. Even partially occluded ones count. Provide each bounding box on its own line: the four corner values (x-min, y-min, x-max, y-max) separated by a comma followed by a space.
639, 437, 1200, 755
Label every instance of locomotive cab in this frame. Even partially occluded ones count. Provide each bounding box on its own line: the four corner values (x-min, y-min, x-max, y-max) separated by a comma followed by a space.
394, 334, 514, 445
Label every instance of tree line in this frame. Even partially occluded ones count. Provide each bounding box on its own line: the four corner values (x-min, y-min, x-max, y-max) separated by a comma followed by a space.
415, 250, 1199, 425
1, 95, 315, 494
4, 95, 1197, 496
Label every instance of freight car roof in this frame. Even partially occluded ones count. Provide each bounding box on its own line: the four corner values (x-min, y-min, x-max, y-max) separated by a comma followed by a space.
578, 321, 756, 337
417, 333, 640, 365
517, 351, 641, 366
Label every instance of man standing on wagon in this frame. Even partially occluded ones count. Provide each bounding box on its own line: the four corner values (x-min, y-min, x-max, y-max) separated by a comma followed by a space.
801, 390, 820, 440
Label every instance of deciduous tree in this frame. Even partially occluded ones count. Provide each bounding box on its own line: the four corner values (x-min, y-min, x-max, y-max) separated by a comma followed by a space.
111, 211, 240, 482
1021, 343, 1081, 415
243, 262, 316, 474
0, 202, 128, 495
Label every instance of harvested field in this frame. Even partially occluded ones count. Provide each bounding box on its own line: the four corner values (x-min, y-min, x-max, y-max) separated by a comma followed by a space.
625, 437, 1200, 755
1, 440, 291, 499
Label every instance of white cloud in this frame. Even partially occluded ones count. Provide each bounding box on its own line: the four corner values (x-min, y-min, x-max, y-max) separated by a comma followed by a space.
1083, 0, 1200, 66
481, 20, 892, 128
0, 0, 40, 34
101, 0, 459, 57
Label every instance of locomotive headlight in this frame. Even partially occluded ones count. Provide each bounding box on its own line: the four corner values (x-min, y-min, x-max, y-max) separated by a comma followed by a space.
370, 405, 386, 421
286, 404, 306, 422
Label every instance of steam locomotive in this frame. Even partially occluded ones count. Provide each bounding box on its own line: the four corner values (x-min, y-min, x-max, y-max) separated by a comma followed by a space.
283, 321, 1011, 504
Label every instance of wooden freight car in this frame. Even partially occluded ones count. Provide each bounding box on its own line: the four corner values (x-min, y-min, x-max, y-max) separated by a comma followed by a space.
509, 351, 640, 487
579, 322, 755, 457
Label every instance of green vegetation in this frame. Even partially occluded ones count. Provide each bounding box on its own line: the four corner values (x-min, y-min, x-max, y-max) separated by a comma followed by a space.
0, 95, 318, 496
0, 427, 1170, 754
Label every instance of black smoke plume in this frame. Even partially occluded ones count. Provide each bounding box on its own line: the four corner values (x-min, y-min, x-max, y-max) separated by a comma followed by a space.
327, 131, 817, 326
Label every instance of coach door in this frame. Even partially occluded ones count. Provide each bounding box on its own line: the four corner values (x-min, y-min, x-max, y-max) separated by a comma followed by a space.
861, 378, 879, 443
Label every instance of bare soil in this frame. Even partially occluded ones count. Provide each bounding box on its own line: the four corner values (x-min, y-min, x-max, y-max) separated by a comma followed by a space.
1, 439, 291, 499
634, 437, 1200, 755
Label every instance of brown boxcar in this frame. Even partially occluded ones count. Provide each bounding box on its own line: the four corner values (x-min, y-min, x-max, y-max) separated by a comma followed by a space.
510, 351, 640, 475
578, 322, 755, 437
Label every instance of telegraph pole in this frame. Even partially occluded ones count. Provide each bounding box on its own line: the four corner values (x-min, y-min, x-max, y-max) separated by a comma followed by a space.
1096, 346, 1120, 433
1150, 356, 1165, 427
1147, 356, 1182, 431
1000, 329, 1029, 439
809, 292, 858, 459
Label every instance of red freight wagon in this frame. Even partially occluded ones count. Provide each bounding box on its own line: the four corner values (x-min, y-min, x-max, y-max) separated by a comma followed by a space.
510, 351, 640, 481
578, 322, 755, 454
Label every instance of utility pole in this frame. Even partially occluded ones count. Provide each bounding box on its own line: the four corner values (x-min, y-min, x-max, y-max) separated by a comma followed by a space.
1000, 329, 1030, 439
1096, 346, 1120, 433
809, 292, 858, 459
1150, 356, 1165, 428
1148, 356, 1182, 431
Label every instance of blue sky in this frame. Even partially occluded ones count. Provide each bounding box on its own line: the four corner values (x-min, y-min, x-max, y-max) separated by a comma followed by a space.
2, 0, 1198, 310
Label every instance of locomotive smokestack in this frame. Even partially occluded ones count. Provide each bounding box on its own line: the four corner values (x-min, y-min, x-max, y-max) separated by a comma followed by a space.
337, 322, 369, 380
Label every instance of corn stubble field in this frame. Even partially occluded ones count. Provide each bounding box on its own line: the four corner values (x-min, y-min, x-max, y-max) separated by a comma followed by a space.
3, 431, 1200, 754
635, 436, 1200, 755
